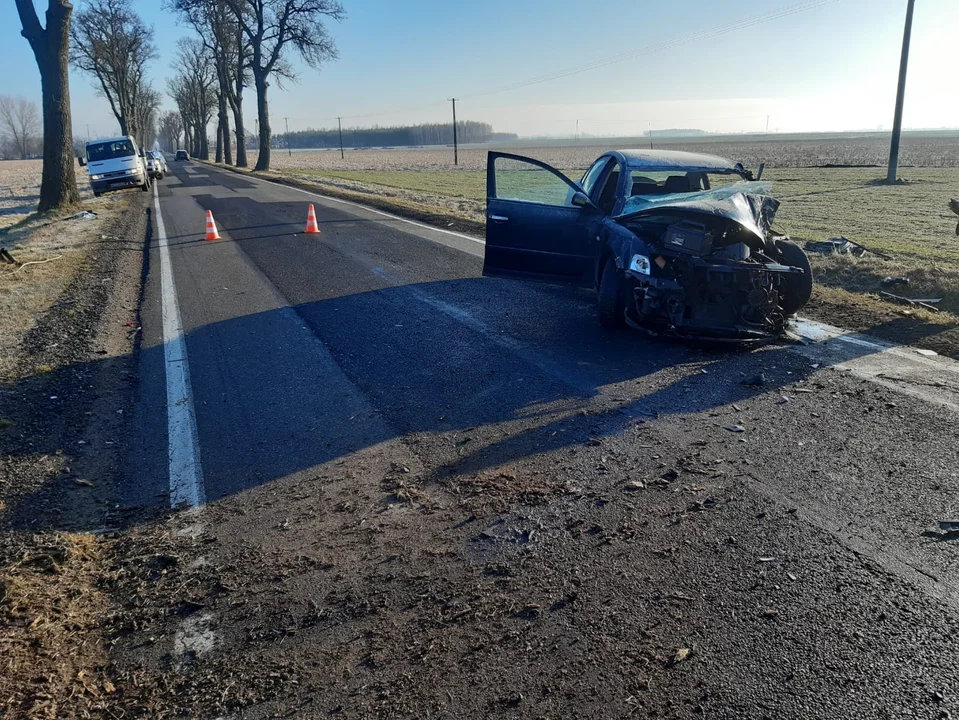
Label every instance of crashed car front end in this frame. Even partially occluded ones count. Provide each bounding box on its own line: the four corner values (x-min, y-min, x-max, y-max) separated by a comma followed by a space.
610, 185, 809, 340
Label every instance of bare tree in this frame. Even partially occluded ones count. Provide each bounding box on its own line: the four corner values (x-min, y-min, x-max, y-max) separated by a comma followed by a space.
133, 85, 162, 149
222, 0, 345, 171
0, 96, 42, 160
167, 0, 252, 166
158, 110, 183, 153
13, 0, 80, 211
71, 0, 158, 141
168, 39, 217, 160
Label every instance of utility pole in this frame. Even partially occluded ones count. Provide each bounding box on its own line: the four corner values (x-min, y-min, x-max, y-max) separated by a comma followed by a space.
337, 116, 344, 159
86, 124, 90, 142
285, 117, 292, 157
449, 98, 458, 166
887, 0, 916, 184
575, 119, 579, 141
766, 115, 770, 135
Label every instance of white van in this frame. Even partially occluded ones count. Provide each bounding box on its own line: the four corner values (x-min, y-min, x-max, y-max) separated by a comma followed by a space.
85, 136, 151, 196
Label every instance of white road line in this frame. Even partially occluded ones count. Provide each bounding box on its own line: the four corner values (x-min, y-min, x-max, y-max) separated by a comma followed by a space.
154, 184, 206, 508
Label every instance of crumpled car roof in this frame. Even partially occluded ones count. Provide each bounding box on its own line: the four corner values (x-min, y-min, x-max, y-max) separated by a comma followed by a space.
617, 149, 745, 173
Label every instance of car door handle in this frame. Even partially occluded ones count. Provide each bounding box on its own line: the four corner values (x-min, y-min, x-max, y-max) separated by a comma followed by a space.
489, 214, 509, 223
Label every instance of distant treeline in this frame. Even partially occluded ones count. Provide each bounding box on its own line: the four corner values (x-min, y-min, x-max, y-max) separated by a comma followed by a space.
648, 129, 707, 138
276, 121, 518, 149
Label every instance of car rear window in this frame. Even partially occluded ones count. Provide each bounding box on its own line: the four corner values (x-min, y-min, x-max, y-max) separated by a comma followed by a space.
87, 140, 135, 162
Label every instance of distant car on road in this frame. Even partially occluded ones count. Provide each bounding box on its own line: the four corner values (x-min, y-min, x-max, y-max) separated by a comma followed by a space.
174, 150, 190, 161
85, 136, 151, 196
148, 151, 169, 179
146, 151, 167, 180
482, 149, 813, 341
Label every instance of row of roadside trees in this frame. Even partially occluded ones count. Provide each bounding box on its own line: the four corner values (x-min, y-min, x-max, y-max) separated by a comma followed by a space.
13, 0, 345, 212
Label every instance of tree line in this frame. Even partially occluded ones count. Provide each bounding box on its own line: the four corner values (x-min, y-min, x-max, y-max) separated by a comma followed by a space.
278, 122, 517, 150
13, 0, 346, 211
13, 0, 512, 212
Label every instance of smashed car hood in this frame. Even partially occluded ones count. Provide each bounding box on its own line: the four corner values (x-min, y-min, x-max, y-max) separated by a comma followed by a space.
617, 182, 779, 241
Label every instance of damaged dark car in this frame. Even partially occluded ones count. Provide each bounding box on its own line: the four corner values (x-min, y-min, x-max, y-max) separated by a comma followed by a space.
482, 150, 813, 341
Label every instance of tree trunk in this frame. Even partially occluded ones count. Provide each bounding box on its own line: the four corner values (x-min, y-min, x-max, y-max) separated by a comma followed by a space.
15, 0, 80, 212
232, 101, 246, 167
215, 117, 223, 163
199, 124, 209, 160
231, 87, 246, 167
180, 112, 191, 152
218, 99, 232, 165
232, 32, 247, 168
193, 125, 200, 158
254, 72, 270, 171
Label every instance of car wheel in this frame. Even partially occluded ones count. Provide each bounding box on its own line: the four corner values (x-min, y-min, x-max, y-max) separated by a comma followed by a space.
597, 256, 628, 329
776, 240, 813, 316
156, 172, 163, 180
93, 190, 101, 197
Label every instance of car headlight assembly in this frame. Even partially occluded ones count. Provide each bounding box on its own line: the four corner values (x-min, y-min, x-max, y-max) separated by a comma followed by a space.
90, 174, 102, 181
628, 254, 651, 275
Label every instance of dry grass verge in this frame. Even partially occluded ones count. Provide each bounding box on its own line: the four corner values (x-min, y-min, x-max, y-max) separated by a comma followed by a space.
0, 531, 115, 719
0, 188, 135, 380
0, 167, 147, 717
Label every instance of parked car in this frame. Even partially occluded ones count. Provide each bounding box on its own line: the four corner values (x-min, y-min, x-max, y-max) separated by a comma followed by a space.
482, 149, 812, 341
174, 150, 190, 161
147, 150, 168, 179
145, 152, 161, 180
85, 136, 151, 196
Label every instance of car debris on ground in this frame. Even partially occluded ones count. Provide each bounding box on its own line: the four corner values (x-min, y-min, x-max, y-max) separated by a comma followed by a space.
878, 291, 941, 313
804, 236, 893, 260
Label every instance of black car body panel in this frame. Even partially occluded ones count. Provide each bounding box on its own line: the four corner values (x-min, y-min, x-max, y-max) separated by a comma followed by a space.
482, 150, 811, 340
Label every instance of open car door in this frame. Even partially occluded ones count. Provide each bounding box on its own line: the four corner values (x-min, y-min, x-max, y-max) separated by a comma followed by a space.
483, 152, 602, 286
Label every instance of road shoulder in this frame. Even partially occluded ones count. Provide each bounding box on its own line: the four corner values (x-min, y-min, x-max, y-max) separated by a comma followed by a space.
0, 189, 150, 717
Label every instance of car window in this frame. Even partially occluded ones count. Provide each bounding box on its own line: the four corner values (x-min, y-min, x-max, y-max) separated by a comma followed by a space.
87, 140, 135, 162
492, 156, 576, 207
580, 158, 611, 196
628, 170, 708, 196
595, 162, 622, 214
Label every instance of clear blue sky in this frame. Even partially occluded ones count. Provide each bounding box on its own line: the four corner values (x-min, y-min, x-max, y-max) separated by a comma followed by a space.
3, 0, 956, 139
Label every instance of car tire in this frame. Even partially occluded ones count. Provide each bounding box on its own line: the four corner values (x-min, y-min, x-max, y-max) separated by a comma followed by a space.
776, 240, 813, 316
93, 191, 101, 198
141, 178, 150, 192
156, 172, 163, 180
597, 256, 627, 329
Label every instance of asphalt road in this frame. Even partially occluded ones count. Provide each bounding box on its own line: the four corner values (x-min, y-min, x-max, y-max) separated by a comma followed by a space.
123, 159, 959, 718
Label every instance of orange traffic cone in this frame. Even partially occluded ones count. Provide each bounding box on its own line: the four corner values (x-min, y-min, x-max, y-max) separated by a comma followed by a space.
304, 204, 320, 234
204, 210, 220, 241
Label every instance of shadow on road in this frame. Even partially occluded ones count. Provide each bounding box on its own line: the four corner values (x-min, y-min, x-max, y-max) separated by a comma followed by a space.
7, 259, 952, 535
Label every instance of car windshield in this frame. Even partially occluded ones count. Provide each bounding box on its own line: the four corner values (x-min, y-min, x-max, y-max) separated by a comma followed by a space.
87, 139, 135, 162
619, 180, 772, 216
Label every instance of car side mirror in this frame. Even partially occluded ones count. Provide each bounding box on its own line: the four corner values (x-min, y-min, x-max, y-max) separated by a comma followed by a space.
571, 191, 593, 208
